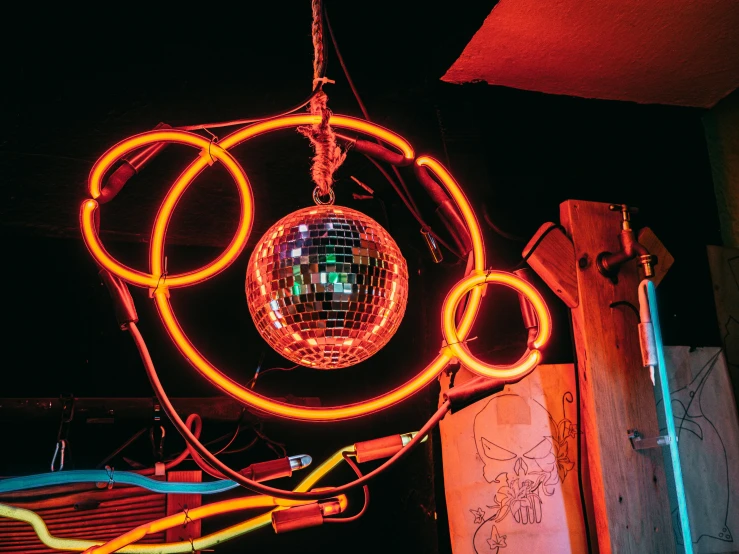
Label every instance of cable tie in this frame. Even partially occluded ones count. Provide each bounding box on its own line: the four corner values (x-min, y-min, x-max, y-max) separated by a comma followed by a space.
182, 505, 193, 528
104, 465, 115, 490
441, 336, 478, 349
151, 258, 169, 297
313, 76, 335, 89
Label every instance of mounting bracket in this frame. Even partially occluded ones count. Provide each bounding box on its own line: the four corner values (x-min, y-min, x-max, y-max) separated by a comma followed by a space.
627, 429, 672, 450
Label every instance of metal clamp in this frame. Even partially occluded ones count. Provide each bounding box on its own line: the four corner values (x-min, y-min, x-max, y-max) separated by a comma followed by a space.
627, 429, 671, 450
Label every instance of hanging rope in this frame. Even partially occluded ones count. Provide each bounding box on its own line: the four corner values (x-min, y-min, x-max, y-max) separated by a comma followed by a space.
309, 0, 326, 88
299, 0, 345, 200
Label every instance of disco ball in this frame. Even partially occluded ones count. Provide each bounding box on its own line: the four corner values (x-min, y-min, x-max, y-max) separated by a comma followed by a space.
245, 204, 409, 369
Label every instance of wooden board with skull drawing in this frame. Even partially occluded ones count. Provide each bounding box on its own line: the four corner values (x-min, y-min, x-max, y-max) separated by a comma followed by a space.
439, 364, 588, 554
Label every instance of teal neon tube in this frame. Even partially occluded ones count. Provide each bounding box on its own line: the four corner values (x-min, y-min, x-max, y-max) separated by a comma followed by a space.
0, 470, 239, 495
646, 279, 693, 552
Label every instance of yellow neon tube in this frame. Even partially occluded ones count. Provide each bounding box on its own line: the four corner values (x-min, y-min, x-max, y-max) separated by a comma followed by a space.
0, 447, 354, 554
441, 271, 552, 379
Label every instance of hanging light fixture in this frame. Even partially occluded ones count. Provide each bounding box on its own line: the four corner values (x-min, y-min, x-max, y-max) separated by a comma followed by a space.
74, 2, 554, 535
246, 204, 408, 369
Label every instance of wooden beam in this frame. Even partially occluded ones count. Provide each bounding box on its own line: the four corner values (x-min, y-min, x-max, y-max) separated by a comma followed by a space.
556, 200, 675, 553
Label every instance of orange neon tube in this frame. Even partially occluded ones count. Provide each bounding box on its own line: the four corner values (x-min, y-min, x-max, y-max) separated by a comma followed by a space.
441, 271, 552, 379
147, 115, 413, 286
81, 114, 526, 421
143, 120, 485, 421
156, 288, 451, 421
415, 156, 484, 339
151, 151, 484, 421
85, 494, 347, 554
84, 496, 282, 554
81, 129, 252, 289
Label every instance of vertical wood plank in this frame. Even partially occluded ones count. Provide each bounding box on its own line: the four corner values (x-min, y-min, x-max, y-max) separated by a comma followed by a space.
166, 470, 202, 551
561, 200, 675, 554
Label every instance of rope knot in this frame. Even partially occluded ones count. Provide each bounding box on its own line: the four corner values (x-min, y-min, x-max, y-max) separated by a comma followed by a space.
298, 90, 346, 198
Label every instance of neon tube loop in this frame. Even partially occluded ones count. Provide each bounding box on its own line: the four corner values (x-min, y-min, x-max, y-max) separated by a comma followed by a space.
150, 149, 484, 421
441, 271, 552, 380
81, 129, 253, 289
80, 114, 550, 421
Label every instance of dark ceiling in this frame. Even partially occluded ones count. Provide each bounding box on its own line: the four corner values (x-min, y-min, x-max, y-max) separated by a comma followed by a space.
0, 1, 498, 247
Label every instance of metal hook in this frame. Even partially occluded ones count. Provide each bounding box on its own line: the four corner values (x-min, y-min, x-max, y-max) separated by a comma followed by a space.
51, 439, 66, 472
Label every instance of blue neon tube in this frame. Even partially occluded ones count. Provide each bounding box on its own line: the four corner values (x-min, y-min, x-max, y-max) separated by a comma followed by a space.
646, 279, 693, 552
0, 470, 239, 495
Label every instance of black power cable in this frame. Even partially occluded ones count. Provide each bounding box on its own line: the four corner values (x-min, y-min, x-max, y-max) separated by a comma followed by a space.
324, 2, 464, 261
568, 315, 594, 554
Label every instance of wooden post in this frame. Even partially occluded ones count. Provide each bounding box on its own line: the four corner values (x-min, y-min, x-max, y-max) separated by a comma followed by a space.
527, 200, 676, 553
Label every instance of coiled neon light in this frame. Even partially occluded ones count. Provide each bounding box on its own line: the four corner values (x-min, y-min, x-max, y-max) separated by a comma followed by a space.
80, 115, 551, 421
0, 447, 353, 553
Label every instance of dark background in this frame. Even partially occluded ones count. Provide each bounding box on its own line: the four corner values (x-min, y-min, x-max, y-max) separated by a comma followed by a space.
0, 1, 724, 552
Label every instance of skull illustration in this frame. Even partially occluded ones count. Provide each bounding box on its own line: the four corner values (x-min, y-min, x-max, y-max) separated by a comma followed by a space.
473, 393, 561, 516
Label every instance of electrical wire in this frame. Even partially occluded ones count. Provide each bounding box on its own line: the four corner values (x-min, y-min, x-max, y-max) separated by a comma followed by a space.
222, 429, 261, 455
247, 365, 299, 390
212, 409, 245, 456
0, 446, 356, 553
362, 153, 462, 259
175, 0, 330, 132
96, 427, 148, 469
131, 318, 449, 501
482, 203, 527, 242
324, 452, 369, 523
128, 415, 247, 470
176, 93, 317, 132
324, 3, 463, 261
134, 413, 203, 476
568, 316, 593, 554
0, 470, 239, 496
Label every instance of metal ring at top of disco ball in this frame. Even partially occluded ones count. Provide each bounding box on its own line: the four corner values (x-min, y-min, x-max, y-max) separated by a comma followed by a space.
313, 187, 335, 205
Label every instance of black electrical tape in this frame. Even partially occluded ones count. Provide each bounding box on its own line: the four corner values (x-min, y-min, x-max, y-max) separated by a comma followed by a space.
443, 376, 506, 413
